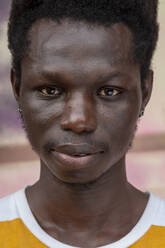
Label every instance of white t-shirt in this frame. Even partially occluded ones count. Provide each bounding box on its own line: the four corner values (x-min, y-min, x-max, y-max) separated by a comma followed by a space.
0, 188, 165, 247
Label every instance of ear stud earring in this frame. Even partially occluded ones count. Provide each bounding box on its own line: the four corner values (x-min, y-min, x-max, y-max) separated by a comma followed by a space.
17, 107, 23, 114
139, 109, 145, 118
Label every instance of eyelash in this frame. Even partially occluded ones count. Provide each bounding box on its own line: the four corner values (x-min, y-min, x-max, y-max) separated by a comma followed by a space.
36, 86, 122, 98
37, 86, 62, 97
97, 87, 122, 97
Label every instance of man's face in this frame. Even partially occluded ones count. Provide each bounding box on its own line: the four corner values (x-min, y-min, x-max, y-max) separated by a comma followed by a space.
14, 19, 147, 184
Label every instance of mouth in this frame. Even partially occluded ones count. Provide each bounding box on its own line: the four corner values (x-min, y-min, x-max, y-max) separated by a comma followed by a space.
49, 144, 104, 169
64, 152, 103, 157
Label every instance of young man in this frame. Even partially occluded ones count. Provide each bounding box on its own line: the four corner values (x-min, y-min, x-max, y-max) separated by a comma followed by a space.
0, 0, 164, 247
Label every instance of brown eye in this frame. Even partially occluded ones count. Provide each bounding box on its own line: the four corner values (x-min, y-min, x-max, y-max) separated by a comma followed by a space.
40, 86, 62, 96
97, 87, 121, 97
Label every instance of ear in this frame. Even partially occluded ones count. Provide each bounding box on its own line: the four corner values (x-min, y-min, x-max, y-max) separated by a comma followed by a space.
10, 69, 21, 103
141, 70, 153, 110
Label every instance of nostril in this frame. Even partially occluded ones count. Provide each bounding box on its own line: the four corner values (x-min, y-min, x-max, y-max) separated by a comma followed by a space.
61, 120, 96, 133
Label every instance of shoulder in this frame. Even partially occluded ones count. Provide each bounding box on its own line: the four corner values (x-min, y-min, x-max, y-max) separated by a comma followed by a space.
0, 190, 22, 221
150, 193, 165, 226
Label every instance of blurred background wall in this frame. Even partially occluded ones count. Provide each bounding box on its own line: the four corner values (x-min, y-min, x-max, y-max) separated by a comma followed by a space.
0, 0, 165, 198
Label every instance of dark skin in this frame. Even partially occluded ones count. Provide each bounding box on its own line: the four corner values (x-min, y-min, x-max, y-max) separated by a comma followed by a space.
11, 19, 153, 247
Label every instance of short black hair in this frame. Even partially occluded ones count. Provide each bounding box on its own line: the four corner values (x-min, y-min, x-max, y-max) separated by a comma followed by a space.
8, 0, 159, 88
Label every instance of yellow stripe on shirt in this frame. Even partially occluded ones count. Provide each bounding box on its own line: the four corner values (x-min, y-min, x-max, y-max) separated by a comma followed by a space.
0, 218, 47, 248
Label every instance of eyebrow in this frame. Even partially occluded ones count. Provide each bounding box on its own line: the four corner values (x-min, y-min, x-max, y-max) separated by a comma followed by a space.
95, 71, 131, 89
38, 71, 71, 86
34, 70, 129, 89
97, 72, 125, 82
40, 70, 125, 80
41, 71, 62, 81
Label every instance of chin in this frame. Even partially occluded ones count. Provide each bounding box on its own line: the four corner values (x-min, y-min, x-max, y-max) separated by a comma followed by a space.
50, 165, 109, 186
54, 172, 101, 185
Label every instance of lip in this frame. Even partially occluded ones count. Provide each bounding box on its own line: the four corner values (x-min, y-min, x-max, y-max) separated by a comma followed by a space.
50, 143, 104, 169
50, 143, 104, 156
51, 150, 102, 169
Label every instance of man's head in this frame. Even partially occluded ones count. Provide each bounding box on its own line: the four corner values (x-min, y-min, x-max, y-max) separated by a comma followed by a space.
8, 1, 159, 184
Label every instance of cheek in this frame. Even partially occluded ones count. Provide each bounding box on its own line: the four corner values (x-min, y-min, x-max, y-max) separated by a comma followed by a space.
99, 99, 139, 151
20, 94, 64, 144
22, 92, 64, 123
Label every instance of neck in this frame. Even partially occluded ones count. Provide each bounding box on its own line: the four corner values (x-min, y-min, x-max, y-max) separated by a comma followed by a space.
28, 157, 129, 215
26, 156, 148, 245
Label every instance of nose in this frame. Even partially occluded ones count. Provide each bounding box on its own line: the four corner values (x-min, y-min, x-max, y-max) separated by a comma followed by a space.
60, 92, 97, 134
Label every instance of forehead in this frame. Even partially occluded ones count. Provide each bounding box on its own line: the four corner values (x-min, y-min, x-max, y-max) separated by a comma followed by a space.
25, 18, 134, 69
